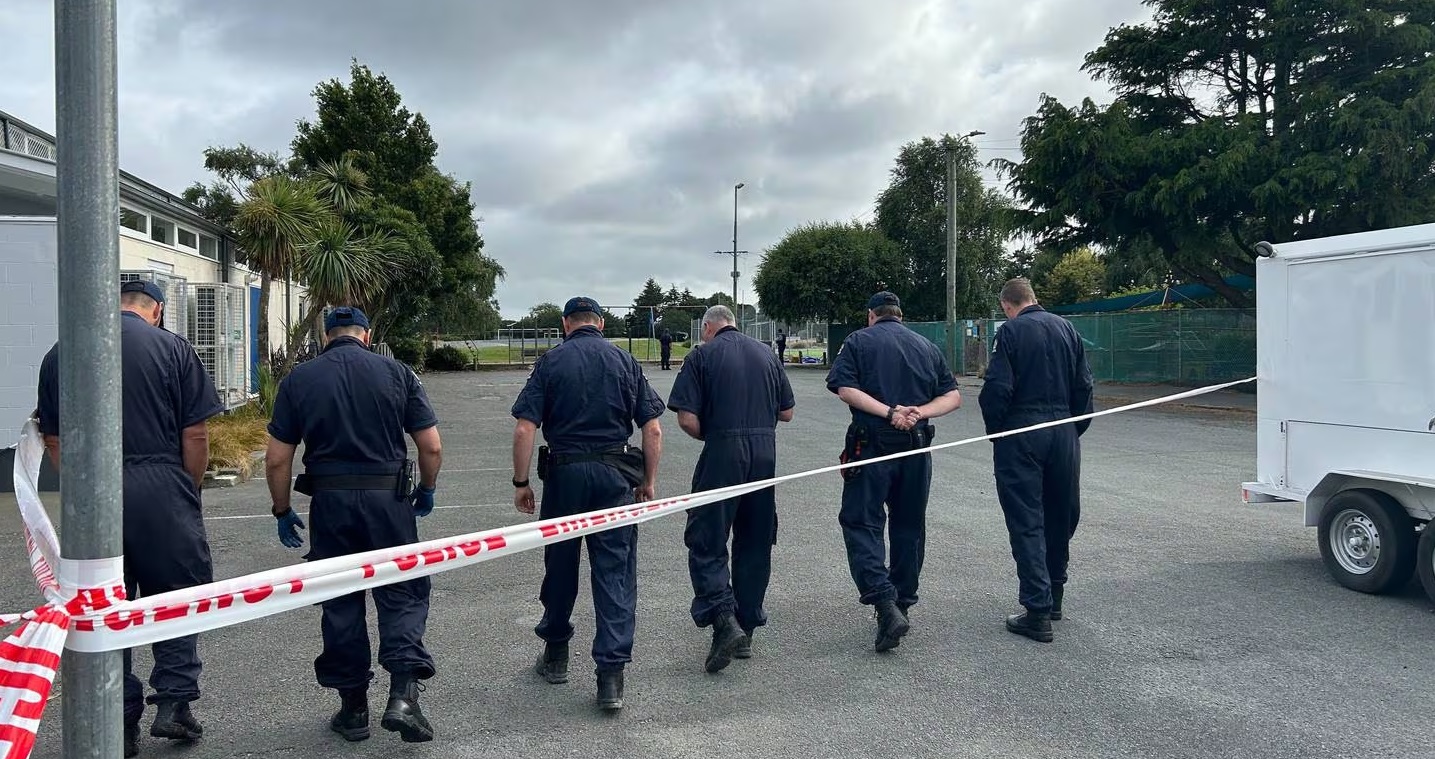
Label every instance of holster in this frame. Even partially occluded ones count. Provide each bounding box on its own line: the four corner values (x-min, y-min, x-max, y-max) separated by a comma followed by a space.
536, 445, 551, 481
396, 459, 416, 501
839, 425, 869, 481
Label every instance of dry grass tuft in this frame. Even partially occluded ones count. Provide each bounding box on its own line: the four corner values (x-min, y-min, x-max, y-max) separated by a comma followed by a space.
207, 408, 270, 478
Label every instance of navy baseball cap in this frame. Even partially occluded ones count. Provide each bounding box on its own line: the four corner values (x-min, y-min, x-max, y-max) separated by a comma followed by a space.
867, 291, 900, 310
324, 306, 370, 332
120, 279, 166, 305
563, 296, 602, 317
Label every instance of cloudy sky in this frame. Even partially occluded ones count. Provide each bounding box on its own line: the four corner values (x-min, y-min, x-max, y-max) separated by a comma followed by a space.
0, 0, 1150, 319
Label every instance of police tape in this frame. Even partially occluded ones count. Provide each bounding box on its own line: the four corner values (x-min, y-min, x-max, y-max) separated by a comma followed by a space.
0, 376, 1255, 757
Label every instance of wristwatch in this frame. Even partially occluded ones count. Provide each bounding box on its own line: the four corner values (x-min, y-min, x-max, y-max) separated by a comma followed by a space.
885, 406, 897, 422
513, 477, 530, 488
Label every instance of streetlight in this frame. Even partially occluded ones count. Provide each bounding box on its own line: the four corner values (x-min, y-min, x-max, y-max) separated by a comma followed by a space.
946, 130, 985, 373
732, 182, 744, 330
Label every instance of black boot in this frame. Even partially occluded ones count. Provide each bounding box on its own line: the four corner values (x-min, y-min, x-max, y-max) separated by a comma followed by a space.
330, 688, 370, 742
380, 677, 433, 743
123, 721, 139, 758
1050, 585, 1065, 621
596, 668, 624, 712
733, 627, 753, 660
874, 600, 910, 652
535, 640, 569, 684
150, 701, 202, 741
1005, 609, 1054, 643
705, 612, 745, 673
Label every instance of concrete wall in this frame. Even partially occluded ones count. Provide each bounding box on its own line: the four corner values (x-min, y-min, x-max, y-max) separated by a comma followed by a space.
0, 217, 56, 442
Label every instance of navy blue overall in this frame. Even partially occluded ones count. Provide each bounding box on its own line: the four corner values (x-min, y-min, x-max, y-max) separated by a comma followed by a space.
37, 311, 224, 724
511, 325, 665, 671
825, 318, 957, 610
978, 305, 1094, 614
667, 326, 794, 633
267, 336, 439, 691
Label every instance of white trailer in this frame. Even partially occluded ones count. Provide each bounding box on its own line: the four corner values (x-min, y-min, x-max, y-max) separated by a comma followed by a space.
1242, 222, 1435, 604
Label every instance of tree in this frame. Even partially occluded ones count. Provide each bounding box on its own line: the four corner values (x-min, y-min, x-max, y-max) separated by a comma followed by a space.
998, 0, 1435, 307
231, 175, 325, 371
874, 134, 1015, 321
289, 61, 505, 337
1036, 248, 1107, 306
752, 221, 905, 324
628, 278, 665, 333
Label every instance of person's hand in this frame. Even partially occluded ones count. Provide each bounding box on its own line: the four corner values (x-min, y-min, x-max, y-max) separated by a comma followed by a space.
412, 484, 436, 517
275, 508, 305, 548
515, 485, 535, 515
635, 483, 656, 503
889, 406, 921, 430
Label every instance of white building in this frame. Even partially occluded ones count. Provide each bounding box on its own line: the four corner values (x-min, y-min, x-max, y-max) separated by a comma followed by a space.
0, 110, 308, 440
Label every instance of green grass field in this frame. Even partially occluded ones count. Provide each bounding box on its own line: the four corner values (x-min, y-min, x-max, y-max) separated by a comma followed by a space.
464, 338, 692, 365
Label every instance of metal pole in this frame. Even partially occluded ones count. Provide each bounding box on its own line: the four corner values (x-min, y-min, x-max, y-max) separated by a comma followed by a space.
55, 2, 124, 758
944, 146, 958, 371
732, 182, 744, 331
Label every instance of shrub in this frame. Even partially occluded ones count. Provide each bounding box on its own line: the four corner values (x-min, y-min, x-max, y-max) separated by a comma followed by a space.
388, 336, 428, 369
426, 345, 472, 371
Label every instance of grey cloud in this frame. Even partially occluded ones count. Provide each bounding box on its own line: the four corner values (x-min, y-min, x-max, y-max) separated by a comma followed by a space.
0, 0, 1154, 318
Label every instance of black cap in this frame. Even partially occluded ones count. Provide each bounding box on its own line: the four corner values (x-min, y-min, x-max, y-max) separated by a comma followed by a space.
120, 279, 166, 305
324, 306, 370, 332
563, 296, 602, 317
867, 291, 900, 310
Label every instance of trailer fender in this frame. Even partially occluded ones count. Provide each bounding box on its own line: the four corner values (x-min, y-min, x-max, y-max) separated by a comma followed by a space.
1305, 470, 1435, 527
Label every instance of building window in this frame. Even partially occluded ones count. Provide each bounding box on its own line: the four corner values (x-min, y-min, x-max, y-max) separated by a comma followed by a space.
198, 235, 219, 260
146, 259, 174, 275
120, 207, 146, 234
150, 217, 175, 246
177, 228, 198, 249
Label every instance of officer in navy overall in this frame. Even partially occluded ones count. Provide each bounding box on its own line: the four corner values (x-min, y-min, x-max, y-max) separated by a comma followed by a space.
659, 328, 675, 370
978, 278, 1093, 643
37, 280, 223, 757
264, 306, 444, 742
667, 305, 794, 672
511, 296, 665, 712
826, 291, 962, 652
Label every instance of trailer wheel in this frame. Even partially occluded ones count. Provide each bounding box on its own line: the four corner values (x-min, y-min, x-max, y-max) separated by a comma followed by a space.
1317, 489, 1416, 594
1417, 524, 1435, 606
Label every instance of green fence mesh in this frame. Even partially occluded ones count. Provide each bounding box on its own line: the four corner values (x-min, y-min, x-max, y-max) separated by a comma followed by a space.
828, 309, 1255, 384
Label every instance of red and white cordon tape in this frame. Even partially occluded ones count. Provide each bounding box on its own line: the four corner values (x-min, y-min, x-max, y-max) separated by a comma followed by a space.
0, 377, 1255, 758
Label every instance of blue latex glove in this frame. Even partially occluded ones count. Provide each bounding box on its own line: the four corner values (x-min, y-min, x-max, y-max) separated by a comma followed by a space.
275, 509, 305, 548
412, 484, 436, 517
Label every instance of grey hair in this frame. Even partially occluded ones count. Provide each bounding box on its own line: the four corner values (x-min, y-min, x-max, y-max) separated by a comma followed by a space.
702, 305, 736, 327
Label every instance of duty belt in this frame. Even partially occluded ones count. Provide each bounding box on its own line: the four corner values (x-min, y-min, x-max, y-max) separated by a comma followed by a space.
294, 473, 400, 493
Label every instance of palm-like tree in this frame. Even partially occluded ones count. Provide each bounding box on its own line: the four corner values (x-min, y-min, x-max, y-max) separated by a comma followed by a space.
232, 175, 324, 373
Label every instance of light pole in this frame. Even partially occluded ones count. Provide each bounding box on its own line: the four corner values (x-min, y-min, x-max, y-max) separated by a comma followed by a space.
732, 182, 744, 329
945, 130, 984, 373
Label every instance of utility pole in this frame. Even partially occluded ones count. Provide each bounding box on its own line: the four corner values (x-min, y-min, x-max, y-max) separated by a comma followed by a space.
945, 147, 958, 372
55, 2, 124, 758
945, 130, 984, 373
732, 182, 744, 331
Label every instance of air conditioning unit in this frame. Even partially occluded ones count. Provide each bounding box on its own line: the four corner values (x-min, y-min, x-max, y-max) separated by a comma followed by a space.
119, 270, 190, 342
186, 282, 247, 410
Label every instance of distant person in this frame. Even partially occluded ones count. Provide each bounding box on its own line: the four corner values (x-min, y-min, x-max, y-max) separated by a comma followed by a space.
265, 306, 444, 743
825, 291, 962, 652
978, 278, 1094, 644
659, 328, 675, 370
667, 305, 795, 672
511, 296, 665, 711
776, 331, 787, 362
37, 280, 224, 757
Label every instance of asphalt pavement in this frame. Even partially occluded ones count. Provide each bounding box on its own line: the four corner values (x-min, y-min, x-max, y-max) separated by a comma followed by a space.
3, 368, 1431, 759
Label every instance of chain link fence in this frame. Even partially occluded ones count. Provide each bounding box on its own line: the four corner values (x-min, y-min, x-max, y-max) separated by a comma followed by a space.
827, 309, 1256, 384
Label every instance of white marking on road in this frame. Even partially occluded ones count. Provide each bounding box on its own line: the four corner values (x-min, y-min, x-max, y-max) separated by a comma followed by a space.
203, 503, 508, 521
